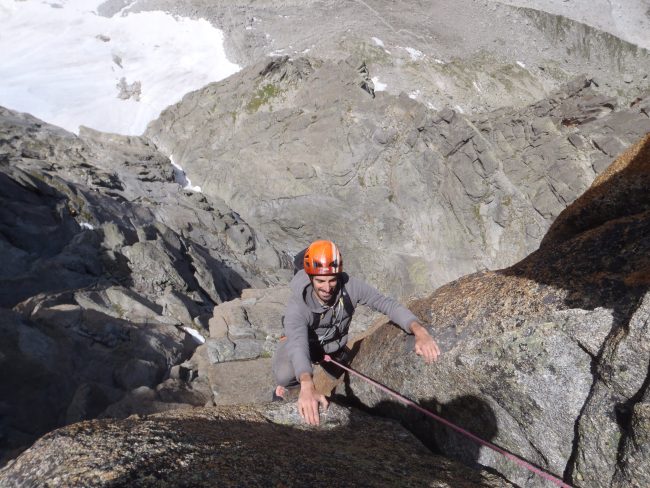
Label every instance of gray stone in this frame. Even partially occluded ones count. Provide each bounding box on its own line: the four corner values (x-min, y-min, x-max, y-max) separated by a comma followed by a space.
122, 240, 194, 296
573, 293, 650, 487
99, 387, 194, 419
65, 382, 123, 424
2, 4, 650, 479
157, 288, 200, 325
613, 391, 650, 487
73, 287, 167, 324
339, 135, 650, 487
193, 313, 211, 330
154, 378, 209, 406
114, 358, 163, 391
230, 338, 264, 360
145, 53, 650, 299
205, 337, 263, 363
0, 404, 511, 487
100, 222, 131, 251
187, 244, 250, 305
591, 134, 628, 157
551, 307, 614, 357
206, 338, 236, 364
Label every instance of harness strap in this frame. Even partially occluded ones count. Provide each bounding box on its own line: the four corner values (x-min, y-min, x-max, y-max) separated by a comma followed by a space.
311, 286, 354, 344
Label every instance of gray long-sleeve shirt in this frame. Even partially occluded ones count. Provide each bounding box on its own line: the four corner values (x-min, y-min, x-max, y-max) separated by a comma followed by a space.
284, 270, 418, 379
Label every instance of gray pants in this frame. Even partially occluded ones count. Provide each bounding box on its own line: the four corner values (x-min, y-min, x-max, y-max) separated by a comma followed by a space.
272, 338, 350, 387
272, 338, 299, 387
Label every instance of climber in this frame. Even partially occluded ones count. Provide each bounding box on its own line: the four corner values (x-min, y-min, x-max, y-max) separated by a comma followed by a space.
272, 239, 440, 425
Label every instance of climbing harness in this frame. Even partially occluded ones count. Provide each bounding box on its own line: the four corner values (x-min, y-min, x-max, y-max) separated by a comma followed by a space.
323, 355, 574, 488
311, 288, 354, 345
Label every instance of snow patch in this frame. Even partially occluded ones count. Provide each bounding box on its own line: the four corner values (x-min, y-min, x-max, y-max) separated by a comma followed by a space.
80, 222, 95, 230
433, 58, 446, 65
454, 105, 465, 114
0, 0, 240, 136
171, 158, 202, 193
404, 47, 424, 61
181, 326, 206, 344
371, 37, 385, 47
408, 90, 421, 100
371, 77, 387, 91
517, 61, 526, 68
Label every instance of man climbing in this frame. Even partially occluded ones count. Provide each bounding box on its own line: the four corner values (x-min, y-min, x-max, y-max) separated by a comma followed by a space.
272, 239, 440, 425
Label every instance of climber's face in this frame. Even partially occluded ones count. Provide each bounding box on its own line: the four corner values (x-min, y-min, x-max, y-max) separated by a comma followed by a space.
311, 274, 339, 305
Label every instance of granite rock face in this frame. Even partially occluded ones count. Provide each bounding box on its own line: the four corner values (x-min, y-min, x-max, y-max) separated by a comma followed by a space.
0, 108, 288, 309
0, 107, 289, 462
124, 0, 650, 113
341, 135, 650, 487
0, 403, 513, 488
146, 55, 650, 297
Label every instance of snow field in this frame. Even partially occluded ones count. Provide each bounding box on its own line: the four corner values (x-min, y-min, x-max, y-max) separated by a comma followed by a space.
0, 0, 240, 135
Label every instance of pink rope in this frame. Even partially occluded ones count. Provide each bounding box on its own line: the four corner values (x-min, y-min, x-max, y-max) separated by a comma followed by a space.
323, 354, 573, 488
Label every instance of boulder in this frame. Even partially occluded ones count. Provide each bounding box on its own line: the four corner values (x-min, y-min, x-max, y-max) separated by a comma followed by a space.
340, 135, 650, 487
0, 106, 292, 462
113, 359, 163, 391
0, 403, 512, 487
0, 292, 188, 464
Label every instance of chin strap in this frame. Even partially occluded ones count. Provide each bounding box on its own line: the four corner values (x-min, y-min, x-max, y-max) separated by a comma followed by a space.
323, 354, 574, 488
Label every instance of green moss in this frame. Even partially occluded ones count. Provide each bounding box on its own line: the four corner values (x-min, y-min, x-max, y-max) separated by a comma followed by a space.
341, 39, 392, 66
472, 203, 481, 220
406, 258, 430, 291
112, 303, 126, 319
246, 83, 283, 113
472, 203, 488, 246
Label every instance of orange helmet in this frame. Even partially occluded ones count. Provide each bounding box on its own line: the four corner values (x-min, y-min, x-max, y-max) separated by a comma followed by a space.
303, 240, 342, 275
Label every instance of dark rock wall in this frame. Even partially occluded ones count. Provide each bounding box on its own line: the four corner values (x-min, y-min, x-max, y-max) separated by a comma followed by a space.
0, 106, 289, 463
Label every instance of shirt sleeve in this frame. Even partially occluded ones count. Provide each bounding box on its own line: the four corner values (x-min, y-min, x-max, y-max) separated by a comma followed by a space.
283, 295, 314, 379
346, 276, 418, 333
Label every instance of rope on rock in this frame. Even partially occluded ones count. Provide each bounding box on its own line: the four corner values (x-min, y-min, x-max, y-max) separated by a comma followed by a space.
323, 354, 573, 488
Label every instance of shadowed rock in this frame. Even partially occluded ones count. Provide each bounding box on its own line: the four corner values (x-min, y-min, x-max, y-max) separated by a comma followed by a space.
0, 403, 513, 487
0, 107, 289, 464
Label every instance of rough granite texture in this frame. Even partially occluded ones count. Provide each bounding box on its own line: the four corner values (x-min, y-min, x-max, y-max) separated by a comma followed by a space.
2, 2, 650, 482
0, 403, 513, 488
340, 135, 650, 487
